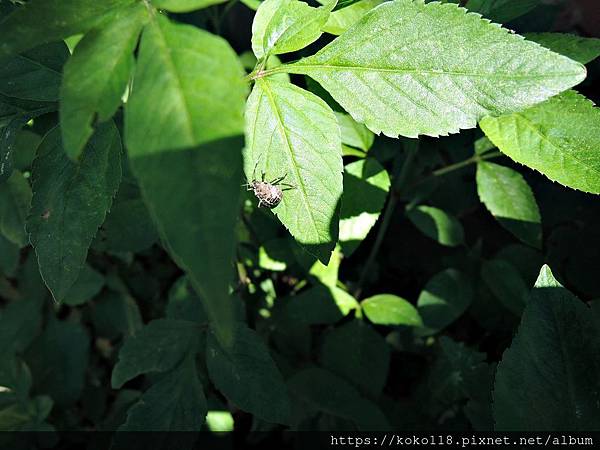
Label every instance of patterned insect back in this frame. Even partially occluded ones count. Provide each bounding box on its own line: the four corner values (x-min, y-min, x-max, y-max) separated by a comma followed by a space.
252, 181, 283, 208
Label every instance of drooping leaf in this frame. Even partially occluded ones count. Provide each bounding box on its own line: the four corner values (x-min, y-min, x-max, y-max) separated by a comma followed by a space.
0, 170, 31, 247
278, 0, 585, 138
251, 0, 333, 59
60, 2, 149, 159
339, 158, 389, 256
62, 264, 104, 306
525, 33, 600, 65
361, 294, 423, 326
0, 42, 69, 101
407, 205, 464, 247
320, 320, 390, 396
244, 78, 343, 262
27, 123, 121, 302
112, 319, 201, 389
0, 0, 136, 58
151, 0, 227, 12
417, 268, 473, 335
126, 15, 246, 348
206, 324, 290, 424
465, 0, 540, 23
335, 112, 374, 151
476, 161, 541, 248
319, 0, 382, 36
481, 258, 528, 315
287, 367, 390, 430
125, 15, 247, 155
480, 90, 600, 194
493, 265, 600, 430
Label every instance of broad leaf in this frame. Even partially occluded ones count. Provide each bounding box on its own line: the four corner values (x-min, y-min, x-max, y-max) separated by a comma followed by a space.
0, 42, 69, 101
61, 2, 149, 159
126, 15, 246, 348
244, 78, 342, 262
117, 355, 206, 434
480, 90, 600, 194
320, 320, 390, 396
406, 205, 464, 247
339, 158, 389, 256
361, 294, 423, 326
206, 324, 290, 424
151, 0, 227, 12
493, 265, 600, 430
481, 259, 528, 315
112, 319, 201, 389
417, 268, 473, 335
125, 15, 247, 154
27, 123, 121, 301
278, 0, 585, 138
525, 33, 600, 65
0, 171, 31, 247
0, 0, 136, 58
476, 161, 541, 248
251, 0, 333, 59
466, 0, 539, 23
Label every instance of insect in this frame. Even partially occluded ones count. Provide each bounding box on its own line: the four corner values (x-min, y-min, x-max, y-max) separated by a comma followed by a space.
244, 159, 295, 208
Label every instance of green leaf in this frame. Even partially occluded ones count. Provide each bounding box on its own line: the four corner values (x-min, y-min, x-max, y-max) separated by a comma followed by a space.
481, 258, 529, 316
480, 90, 600, 194
91, 291, 142, 340
361, 294, 423, 326
417, 268, 473, 335
0, 170, 31, 247
320, 0, 382, 36
0, 42, 69, 101
278, 0, 585, 138
407, 205, 464, 247
335, 112, 374, 151
0, 294, 44, 355
320, 320, 390, 396
0, 0, 137, 59
151, 0, 228, 12
166, 277, 208, 324
287, 367, 390, 430
339, 158, 389, 256
27, 123, 121, 302
244, 78, 342, 262
525, 33, 600, 65
465, 0, 539, 23
476, 161, 541, 248
493, 265, 600, 430
125, 15, 247, 155
251, 0, 333, 59
0, 234, 19, 277
206, 324, 290, 424
60, 2, 149, 159
25, 317, 90, 407
62, 264, 104, 306
112, 319, 201, 389
118, 355, 206, 432
281, 284, 358, 325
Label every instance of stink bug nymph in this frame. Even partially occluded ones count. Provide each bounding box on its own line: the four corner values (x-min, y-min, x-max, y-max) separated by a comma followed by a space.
244, 160, 295, 208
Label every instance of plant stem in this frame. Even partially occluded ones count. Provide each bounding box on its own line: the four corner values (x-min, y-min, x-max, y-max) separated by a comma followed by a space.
354, 140, 419, 298
431, 150, 502, 177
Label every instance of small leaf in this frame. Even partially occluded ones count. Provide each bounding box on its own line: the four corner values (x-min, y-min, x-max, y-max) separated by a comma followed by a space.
151, 0, 227, 12
244, 78, 343, 262
335, 112, 374, 151
117, 355, 207, 433
320, 0, 382, 36
476, 161, 541, 248
320, 320, 390, 396
481, 258, 528, 315
361, 294, 423, 326
0, 170, 32, 247
0, 234, 19, 276
480, 91, 600, 194
339, 158, 389, 256
60, 2, 149, 158
0, 0, 137, 58
62, 264, 104, 306
112, 319, 201, 389
493, 265, 600, 430
465, 0, 539, 23
407, 205, 464, 247
0, 42, 69, 101
27, 123, 121, 301
251, 0, 333, 59
281, 284, 358, 325
279, 0, 585, 138
91, 291, 142, 340
206, 324, 290, 424
525, 32, 600, 65
417, 268, 473, 335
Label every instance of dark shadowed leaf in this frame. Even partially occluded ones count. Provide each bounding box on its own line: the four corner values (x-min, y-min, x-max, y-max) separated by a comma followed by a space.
525, 33, 600, 65
407, 205, 464, 247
